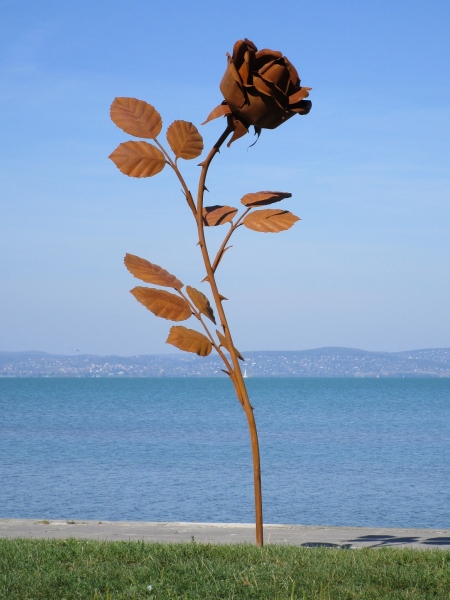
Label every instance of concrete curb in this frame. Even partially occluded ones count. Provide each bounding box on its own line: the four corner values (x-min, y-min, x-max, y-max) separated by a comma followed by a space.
1, 519, 450, 549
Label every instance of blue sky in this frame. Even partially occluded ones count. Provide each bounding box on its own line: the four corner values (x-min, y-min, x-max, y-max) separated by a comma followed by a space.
1, 0, 449, 355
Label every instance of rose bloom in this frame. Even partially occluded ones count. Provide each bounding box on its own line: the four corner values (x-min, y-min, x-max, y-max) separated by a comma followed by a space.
204, 38, 312, 145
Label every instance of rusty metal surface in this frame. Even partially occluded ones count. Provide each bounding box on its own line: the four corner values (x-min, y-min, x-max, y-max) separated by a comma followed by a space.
108, 40, 312, 546
205, 38, 312, 145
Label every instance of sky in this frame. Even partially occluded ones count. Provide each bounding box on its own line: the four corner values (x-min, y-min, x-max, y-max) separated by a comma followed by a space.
1, 0, 449, 355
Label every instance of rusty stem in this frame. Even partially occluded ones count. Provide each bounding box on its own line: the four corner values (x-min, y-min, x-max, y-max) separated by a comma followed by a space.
195, 125, 264, 547
211, 207, 251, 273
155, 140, 197, 217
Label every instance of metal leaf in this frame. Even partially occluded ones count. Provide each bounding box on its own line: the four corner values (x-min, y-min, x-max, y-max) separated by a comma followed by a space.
240, 191, 292, 207
130, 287, 191, 321
124, 254, 183, 290
216, 330, 245, 361
203, 205, 238, 226
109, 141, 166, 177
186, 286, 216, 324
166, 120, 203, 160
166, 326, 212, 356
110, 97, 162, 139
242, 209, 300, 233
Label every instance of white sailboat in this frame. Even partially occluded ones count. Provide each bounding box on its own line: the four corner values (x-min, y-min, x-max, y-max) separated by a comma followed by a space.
243, 369, 248, 378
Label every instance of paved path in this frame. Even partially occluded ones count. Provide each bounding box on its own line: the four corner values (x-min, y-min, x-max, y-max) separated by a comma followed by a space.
1, 519, 449, 549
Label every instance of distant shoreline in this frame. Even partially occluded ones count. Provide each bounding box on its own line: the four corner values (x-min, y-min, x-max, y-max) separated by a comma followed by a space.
1, 374, 450, 379
1, 347, 449, 378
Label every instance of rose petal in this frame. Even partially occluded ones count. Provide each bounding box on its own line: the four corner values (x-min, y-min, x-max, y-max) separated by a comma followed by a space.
255, 49, 283, 60
239, 49, 256, 85
289, 100, 312, 115
258, 59, 277, 76
235, 92, 291, 129
284, 58, 300, 87
232, 40, 247, 69
252, 74, 273, 97
243, 38, 258, 52
254, 50, 283, 70
232, 40, 257, 70
229, 58, 243, 85
288, 87, 311, 105
220, 64, 247, 109
253, 75, 287, 108
239, 61, 249, 85
261, 63, 290, 92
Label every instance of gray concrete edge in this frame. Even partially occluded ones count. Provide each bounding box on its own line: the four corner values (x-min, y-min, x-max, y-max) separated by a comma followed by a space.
1, 519, 450, 549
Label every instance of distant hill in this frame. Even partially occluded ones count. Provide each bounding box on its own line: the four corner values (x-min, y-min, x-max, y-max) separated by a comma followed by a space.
1, 347, 449, 378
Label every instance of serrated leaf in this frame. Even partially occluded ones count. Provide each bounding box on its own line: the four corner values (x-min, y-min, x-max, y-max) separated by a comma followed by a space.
124, 254, 183, 289
110, 97, 162, 139
240, 191, 292, 207
166, 326, 212, 356
242, 209, 300, 233
186, 286, 216, 324
166, 120, 203, 160
203, 205, 238, 226
109, 141, 166, 177
130, 287, 191, 321
216, 330, 245, 361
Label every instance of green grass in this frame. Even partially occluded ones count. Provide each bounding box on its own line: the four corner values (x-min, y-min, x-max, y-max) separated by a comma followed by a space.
0, 538, 449, 599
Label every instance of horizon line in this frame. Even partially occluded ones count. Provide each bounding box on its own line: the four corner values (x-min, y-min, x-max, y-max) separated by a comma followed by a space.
1, 346, 449, 358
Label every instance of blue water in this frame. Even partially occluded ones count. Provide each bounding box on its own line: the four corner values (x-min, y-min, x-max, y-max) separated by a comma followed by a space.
1, 378, 449, 528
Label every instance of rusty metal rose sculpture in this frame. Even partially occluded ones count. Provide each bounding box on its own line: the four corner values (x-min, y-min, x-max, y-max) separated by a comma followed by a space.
108, 39, 311, 547
204, 38, 311, 146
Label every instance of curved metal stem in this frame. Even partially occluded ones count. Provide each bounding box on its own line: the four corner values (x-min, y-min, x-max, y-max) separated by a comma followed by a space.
196, 125, 264, 546
211, 207, 251, 273
155, 140, 197, 218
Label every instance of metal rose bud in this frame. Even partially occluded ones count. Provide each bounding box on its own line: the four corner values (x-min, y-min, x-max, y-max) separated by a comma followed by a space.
203, 38, 312, 146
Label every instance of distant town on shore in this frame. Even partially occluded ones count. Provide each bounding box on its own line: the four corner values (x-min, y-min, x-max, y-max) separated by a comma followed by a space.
1, 347, 449, 378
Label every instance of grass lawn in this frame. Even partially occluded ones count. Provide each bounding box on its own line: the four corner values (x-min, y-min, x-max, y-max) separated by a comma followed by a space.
0, 538, 449, 599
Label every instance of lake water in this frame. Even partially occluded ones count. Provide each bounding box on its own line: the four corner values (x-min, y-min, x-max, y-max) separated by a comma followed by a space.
1, 378, 449, 528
